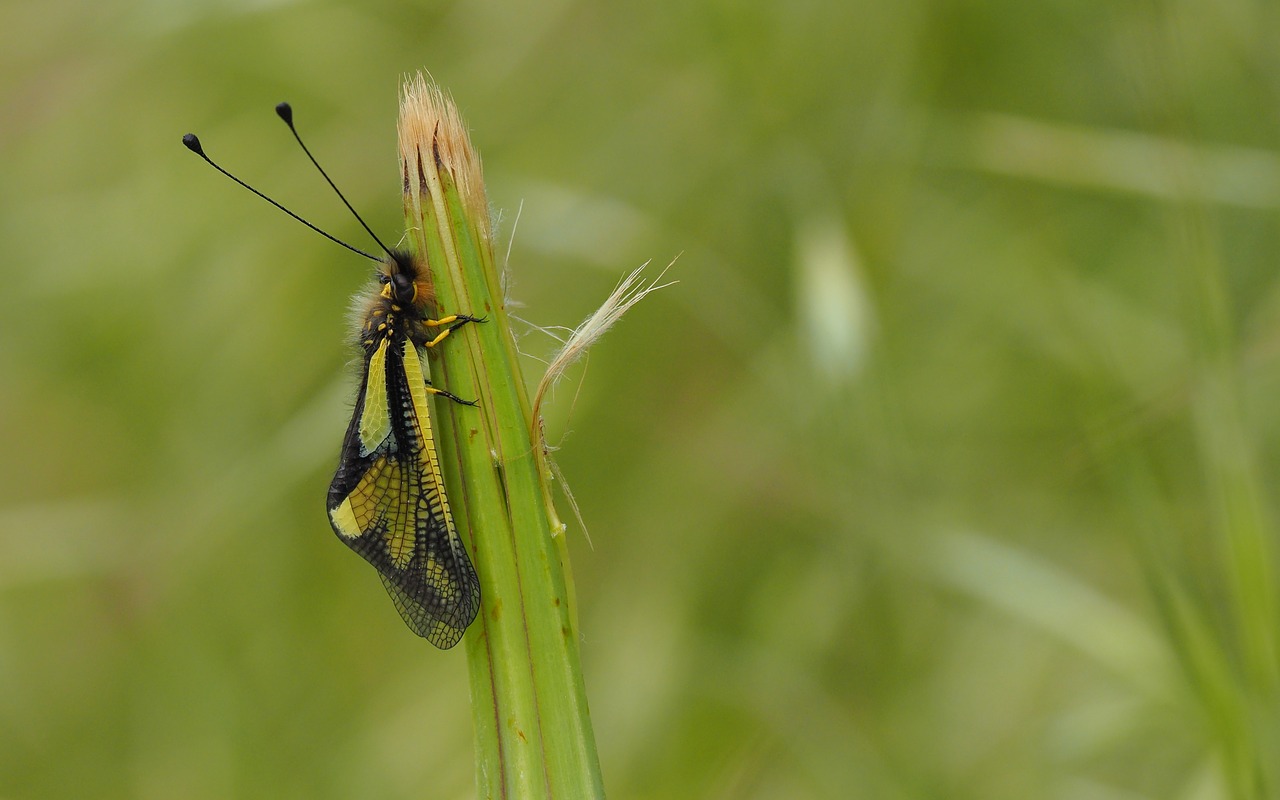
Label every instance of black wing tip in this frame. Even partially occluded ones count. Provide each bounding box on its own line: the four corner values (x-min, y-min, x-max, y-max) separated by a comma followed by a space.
377, 570, 480, 649
409, 613, 473, 649
418, 594, 481, 649
426, 626, 467, 650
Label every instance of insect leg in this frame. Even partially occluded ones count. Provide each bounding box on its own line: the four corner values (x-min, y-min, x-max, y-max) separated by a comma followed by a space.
422, 314, 486, 348
424, 313, 486, 327
425, 384, 479, 407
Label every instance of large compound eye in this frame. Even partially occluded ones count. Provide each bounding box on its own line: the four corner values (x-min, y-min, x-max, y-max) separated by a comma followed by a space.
391, 272, 416, 304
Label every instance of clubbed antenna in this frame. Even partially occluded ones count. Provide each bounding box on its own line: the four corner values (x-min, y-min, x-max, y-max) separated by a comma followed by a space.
181, 132, 380, 262
275, 102, 394, 259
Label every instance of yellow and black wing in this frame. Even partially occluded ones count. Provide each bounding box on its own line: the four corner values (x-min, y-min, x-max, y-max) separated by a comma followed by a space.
326, 334, 480, 648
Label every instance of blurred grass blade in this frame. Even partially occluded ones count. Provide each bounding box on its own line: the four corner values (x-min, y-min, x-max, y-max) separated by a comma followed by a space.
397, 74, 605, 798
793, 212, 872, 387
952, 113, 1280, 209
935, 529, 1175, 695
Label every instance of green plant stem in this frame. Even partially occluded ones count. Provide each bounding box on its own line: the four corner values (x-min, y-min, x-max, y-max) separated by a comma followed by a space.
399, 82, 605, 799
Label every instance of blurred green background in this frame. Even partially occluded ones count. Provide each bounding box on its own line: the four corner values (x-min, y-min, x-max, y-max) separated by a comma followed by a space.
4, 1, 1280, 798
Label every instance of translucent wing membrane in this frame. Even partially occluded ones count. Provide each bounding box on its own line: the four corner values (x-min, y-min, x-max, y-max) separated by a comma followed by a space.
327, 336, 480, 648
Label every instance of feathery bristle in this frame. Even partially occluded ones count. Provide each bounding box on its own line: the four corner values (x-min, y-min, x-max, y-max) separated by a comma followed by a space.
397, 73, 488, 238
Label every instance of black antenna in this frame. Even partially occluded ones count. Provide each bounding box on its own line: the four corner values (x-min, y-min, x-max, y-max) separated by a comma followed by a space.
275, 103, 395, 259
181, 132, 381, 262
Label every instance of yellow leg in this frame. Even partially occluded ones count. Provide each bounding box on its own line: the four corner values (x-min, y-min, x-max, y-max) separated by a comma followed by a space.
423, 326, 455, 348
424, 384, 478, 406
422, 313, 485, 348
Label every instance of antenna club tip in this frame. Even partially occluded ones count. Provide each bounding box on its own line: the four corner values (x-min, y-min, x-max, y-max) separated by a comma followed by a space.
182, 133, 204, 155
275, 102, 293, 125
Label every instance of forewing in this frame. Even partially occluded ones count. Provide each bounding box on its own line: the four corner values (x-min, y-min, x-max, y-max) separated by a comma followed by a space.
327, 337, 480, 648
